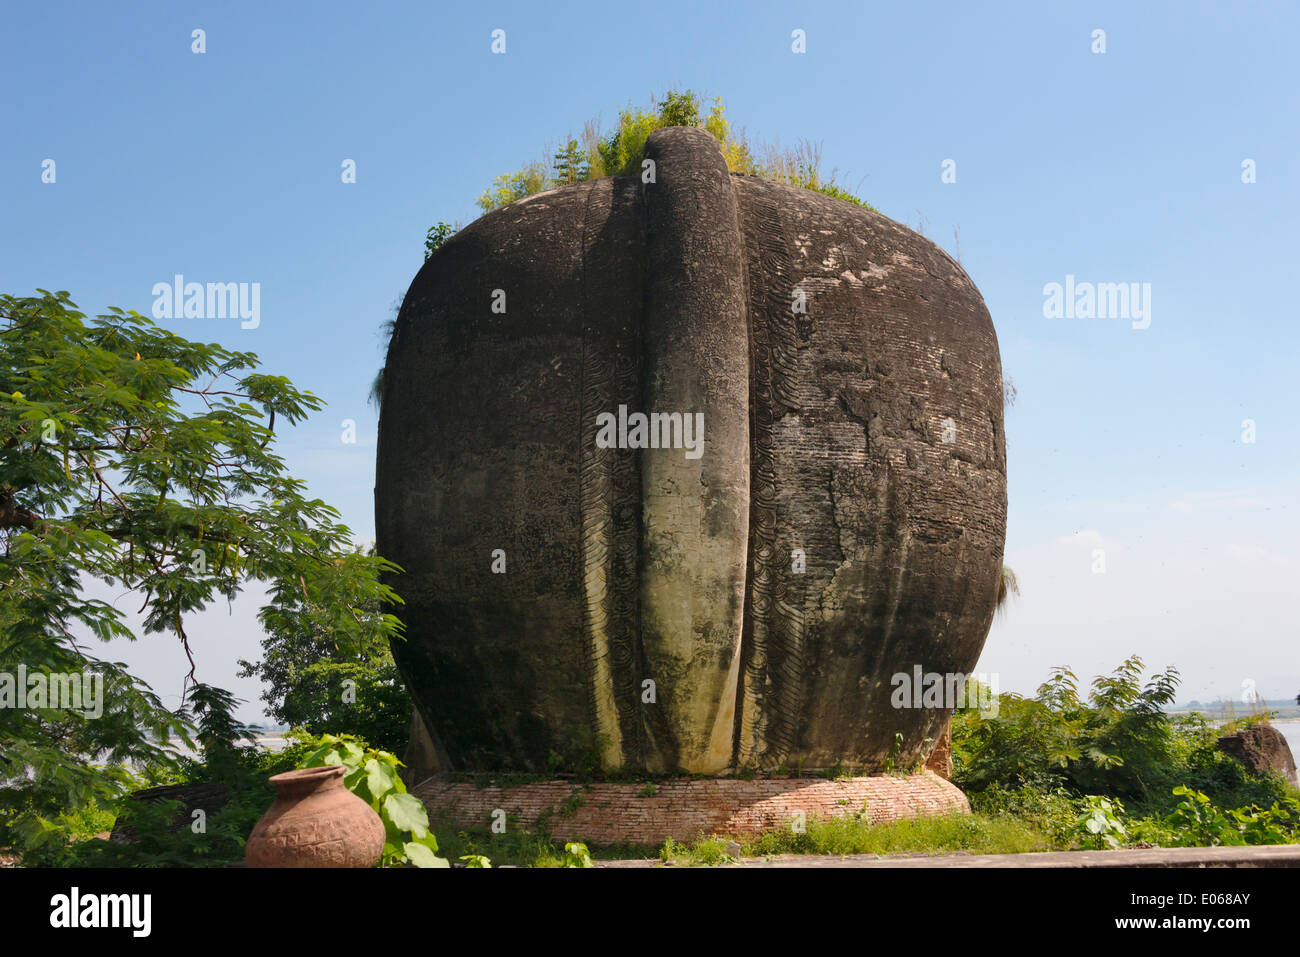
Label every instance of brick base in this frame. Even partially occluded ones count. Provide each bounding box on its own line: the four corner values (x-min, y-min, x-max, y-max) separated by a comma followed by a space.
414, 771, 970, 846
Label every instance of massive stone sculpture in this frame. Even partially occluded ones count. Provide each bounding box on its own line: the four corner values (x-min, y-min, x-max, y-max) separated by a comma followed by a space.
376, 127, 1006, 776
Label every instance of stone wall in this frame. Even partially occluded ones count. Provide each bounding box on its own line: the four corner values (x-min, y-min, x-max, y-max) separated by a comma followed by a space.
414, 771, 969, 846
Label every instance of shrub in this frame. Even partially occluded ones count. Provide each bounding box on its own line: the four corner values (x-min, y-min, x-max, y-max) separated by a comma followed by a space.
956, 656, 1222, 807
473, 90, 872, 213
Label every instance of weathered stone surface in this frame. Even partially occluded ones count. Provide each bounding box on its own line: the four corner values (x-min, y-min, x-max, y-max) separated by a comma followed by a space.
376, 127, 1007, 775
1217, 725, 1299, 787
400, 710, 442, 787
924, 717, 954, 780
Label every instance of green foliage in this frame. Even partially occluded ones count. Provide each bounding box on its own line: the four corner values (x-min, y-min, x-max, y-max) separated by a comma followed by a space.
883, 733, 904, 780
0, 290, 405, 851
428, 811, 604, 868
595, 90, 717, 177
184, 682, 259, 756
551, 140, 589, 186
1074, 795, 1129, 849
17, 685, 301, 867
954, 656, 1296, 820
660, 835, 735, 866
296, 732, 450, 867
236, 570, 412, 753
954, 657, 1300, 851
423, 222, 457, 261
475, 162, 550, 213
1127, 787, 1300, 848
470, 90, 871, 214
1160, 786, 1243, 846
561, 841, 593, 867
657, 810, 1049, 864
996, 565, 1019, 609
954, 656, 1187, 801
968, 784, 1079, 847
434, 820, 562, 868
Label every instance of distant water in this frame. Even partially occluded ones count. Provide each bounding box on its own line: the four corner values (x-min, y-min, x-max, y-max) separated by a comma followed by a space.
254, 732, 290, 752
1275, 720, 1300, 766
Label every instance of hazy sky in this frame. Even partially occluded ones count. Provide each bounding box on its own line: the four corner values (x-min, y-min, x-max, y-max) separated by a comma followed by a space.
4, 1, 1296, 721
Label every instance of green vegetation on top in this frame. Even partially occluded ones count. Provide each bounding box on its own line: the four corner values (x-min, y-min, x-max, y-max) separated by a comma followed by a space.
367, 91, 876, 412
474, 89, 874, 213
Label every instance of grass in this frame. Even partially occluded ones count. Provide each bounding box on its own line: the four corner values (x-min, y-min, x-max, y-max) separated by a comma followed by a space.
668, 812, 1050, 864
431, 809, 1052, 867
432, 824, 653, 868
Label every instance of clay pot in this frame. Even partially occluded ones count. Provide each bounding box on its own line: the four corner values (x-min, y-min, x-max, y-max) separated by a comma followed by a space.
245, 766, 385, 868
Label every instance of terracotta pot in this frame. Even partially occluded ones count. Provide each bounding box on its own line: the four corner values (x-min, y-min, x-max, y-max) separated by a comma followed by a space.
245, 765, 385, 868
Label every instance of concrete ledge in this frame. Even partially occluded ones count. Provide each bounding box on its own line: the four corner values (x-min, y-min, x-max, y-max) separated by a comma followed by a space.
414, 771, 969, 845
596, 843, 1300, 868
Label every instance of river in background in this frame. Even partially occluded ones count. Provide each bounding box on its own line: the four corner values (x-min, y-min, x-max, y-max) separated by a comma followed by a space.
1275, 720, 1300, 766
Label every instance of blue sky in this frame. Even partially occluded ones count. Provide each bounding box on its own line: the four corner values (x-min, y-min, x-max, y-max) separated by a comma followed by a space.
3, 1, 1297, 720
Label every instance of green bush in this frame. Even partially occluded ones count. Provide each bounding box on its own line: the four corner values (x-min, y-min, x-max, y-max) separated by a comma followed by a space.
1074, 795, 1129, 850
952, 655, 1296, 817
953, 657, 1183, 802
1126, 787, 1300, 848
473, 89, 872, 214
968, 784, 1080, 847
952, 658, 1300, 851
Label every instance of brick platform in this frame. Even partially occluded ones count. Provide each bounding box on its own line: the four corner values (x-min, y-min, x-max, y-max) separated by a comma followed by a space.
414, 771, 969, 846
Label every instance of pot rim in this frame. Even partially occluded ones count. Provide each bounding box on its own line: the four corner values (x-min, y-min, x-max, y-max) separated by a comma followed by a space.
269, 764, 346, 786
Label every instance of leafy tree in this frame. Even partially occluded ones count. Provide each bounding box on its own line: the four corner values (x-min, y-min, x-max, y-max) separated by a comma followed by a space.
0, 290, 403, 851
552, 139, 589, 186
237, 566, 412, 753
183, 682, 259, 762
